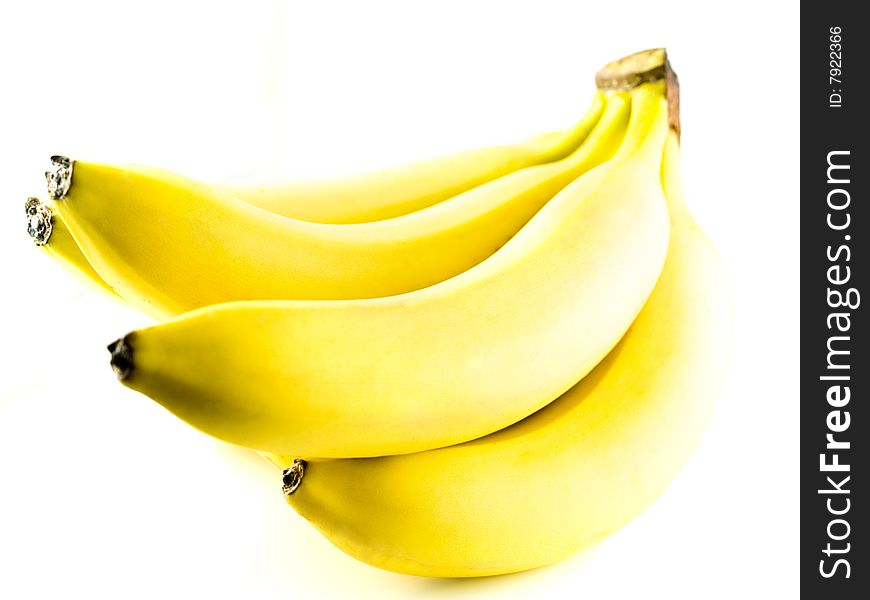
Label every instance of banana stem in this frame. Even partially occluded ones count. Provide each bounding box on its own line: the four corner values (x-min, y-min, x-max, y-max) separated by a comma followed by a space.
595, 48, 680, 137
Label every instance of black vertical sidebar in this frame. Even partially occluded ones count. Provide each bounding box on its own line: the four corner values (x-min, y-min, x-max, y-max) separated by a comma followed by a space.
801, 4, 868, 597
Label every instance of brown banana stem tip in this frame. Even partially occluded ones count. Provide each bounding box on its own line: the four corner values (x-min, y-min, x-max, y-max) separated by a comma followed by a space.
282, 459, 307, 496
108, 335, 134, 381
25, 197, 54, 246
45, 155, 74, 200
595, 48, 680, 137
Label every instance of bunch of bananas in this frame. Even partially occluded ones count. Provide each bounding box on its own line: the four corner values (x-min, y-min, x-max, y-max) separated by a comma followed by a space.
26, 48, 730, 578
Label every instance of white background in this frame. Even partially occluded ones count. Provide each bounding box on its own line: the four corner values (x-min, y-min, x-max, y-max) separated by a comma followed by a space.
0, 1, 798, 598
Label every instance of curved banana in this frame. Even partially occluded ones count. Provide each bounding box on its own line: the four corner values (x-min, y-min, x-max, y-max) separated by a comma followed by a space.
107, 81, 671, 458
29, 97, 604, 302
273, 128, 732, 577
46, 93, 623, 316
29, 96, 603, 296
212, 96, 605, 223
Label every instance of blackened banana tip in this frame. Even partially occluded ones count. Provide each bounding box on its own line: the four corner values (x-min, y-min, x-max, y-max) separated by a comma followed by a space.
24, 197, 53, 246
281, 459, 307, 496
45, 155, 73, 200
108, 335, 134, 381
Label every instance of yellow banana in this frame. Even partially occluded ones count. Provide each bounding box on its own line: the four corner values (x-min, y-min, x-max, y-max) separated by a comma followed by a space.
107, 81, 670, 458
211, 96, 605, 224
47, 95, 624, 315
45, 93, 621, 316
272, 128, 732, 577
29, 98, 603, 301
